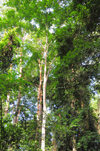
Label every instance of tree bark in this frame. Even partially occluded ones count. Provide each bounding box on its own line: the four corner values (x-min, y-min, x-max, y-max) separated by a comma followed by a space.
71, 68, 77, 151
52, 131, 57, 151
13, 90, 21, 124
5, 92, 10, 116
36, 60, 43, 147
41, 35, 48, 151
41, 50, 47, 151
37, 59, 43, 121
72, 136, 77, 151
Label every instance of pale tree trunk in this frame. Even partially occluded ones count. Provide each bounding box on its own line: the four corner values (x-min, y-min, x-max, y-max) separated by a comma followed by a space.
41, 34, 48, 151
98, 99, 100, 134
37, 59, 43, 121
36, 59, 43, 146
72, 136, 77, 151
40, 28, 55, 150
5, 92, 10, 116
14, 49, 22, 124
41, 51, 47, 151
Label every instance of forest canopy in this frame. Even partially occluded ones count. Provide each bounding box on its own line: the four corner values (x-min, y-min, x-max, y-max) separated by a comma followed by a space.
0, 0, 100, 151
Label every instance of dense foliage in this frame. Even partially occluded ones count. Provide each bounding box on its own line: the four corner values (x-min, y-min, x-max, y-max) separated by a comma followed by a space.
0, 0, 100, 151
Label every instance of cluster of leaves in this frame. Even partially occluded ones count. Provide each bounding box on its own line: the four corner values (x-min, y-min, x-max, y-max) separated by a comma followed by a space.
0, 30, 20, 72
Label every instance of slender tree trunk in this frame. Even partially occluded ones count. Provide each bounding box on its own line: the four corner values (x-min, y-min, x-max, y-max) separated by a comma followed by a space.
14, 90, 21, 124
5, 92, 10, 116
36, 60, 43, 146
71, 67, 77, 151
14, 49, 22, 124
41, 50, 47, 151
52, 132, 57, 151
71, 100, 77, 151
72, 136, 77, 151
37, 59, 43, 121
98, 99, 100, 134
